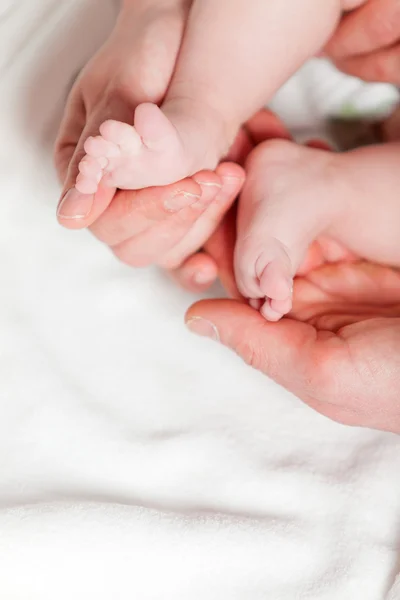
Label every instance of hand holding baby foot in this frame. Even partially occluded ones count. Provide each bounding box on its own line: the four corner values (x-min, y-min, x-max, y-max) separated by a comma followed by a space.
77, 102, 211, 193
187, 259, 400, 434
55, 0, 248, 292
55, 0, 191, 222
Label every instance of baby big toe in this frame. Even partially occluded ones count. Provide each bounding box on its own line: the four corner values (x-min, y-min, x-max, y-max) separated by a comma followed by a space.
258, 258, 293, 303
78, 156, 103, 178
261, 296, 292, 322
100, 120, 142, 154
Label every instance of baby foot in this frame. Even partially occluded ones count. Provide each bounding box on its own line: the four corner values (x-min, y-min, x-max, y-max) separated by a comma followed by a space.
235, 140, 343, 321
76, 103, 195, 193
56, 0, 190, 202
76, 99, 229, 194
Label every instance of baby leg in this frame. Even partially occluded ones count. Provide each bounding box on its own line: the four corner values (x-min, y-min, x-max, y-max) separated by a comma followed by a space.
76, 0, 346, 194
236, 139, 400, 321
327, 142, 400, 267
235, 140, 345, 321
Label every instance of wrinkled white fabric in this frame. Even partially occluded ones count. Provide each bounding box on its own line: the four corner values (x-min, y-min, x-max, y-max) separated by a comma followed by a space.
0, 2, 399, 598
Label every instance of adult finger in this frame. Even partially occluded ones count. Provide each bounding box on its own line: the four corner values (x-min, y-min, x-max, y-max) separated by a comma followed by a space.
335, 46, 400, 84
56, 94, 135, 228
185, 298, 400, 433
168, 196, 241, 296
185, 299, 324, 399
297, 236, 357, 275
168, 252, 219, 292
54, 84, 86, 184
159, 163, 245, 270
89, 174, 215, 246
326, 0, 400, 60
245, 109, 292, 145
202, 203, 240, 298
109, 176, 223, 268
303, 261, 400, 306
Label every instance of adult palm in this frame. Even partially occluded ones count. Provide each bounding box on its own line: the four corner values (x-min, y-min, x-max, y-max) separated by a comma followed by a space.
188, 237, 400, 433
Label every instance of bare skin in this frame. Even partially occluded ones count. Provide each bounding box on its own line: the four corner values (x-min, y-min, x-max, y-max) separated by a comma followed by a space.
75, 0, 367, 196
185, 113, 400, 435
71, 0, 369, 323
235, 138, 400, 320
187, 259, 400, 434
58, 86, 400, 434
55, 0, 245, 280
326, 0, 400, 84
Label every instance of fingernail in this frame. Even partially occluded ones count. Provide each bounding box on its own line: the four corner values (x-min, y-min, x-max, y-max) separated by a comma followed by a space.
186, 317, 220, 342
196, 180, 222, 188
57, 188, 94, 220
164, 191, 200, 212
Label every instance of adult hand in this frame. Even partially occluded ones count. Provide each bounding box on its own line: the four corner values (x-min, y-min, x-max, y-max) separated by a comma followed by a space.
186, 246, 400, 434
325, 0, 400, 83
186, 112, 400, 435
54, 0, 246, 291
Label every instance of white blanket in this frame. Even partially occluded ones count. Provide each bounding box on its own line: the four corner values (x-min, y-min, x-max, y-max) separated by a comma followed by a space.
1, 1, 400, 598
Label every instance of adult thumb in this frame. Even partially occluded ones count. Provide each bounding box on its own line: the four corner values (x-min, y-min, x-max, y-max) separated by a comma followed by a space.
55, 95, 133, 228
185, 299, 315, 391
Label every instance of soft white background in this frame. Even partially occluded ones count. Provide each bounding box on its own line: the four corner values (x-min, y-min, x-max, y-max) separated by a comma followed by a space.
0, 1, 400, 598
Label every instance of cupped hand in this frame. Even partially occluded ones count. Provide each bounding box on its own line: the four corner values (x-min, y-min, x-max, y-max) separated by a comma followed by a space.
185, 112, 400, 434
325, 0, 400, 83
186, 239, 400, 433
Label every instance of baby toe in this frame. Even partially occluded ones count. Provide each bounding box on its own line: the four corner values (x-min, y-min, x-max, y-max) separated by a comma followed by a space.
258, 256, 293, 302
260, 295, 292, 322
100, 120, 142, 154
260, 299, 284, 322
84, 135, 120, 159
270, 297, 292, 316
75, 172, 100, 195
78, 156, 103, 178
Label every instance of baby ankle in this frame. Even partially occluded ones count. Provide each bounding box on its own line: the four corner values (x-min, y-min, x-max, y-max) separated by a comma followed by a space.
163, 95, 235, 164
